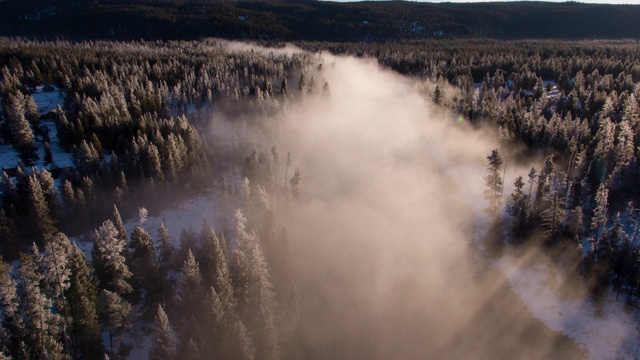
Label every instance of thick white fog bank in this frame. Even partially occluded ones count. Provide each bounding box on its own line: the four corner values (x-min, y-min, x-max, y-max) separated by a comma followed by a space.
274, 54, 584, 358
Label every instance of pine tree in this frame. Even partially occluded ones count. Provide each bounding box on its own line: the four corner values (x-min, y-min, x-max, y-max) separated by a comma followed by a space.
199, 227, 222, 289
66, 243, 104, 359
158, 222, 175, 270
0, 210, 17, 257
232, 210, 279, 360
91, 220, 133, 295
157, 222, 176, 304
27, 174, 57, 245
19, 245, 68, 359
41, 233, 72, 302
149, 305, 177, 360
0, 257, 24, 358
6, 92, 39, 165
540, 173, 566, 243
24, 94, 40, 127
507, 176, 529, 240
128, 226, 161, 317
98, 289, 132, 358
433, 85, 442, 105
592, 183, 609, 244
176, 250, 205, 356
112, 205, 128, 242
289, 167, 301, 199
483, 149, 504, 219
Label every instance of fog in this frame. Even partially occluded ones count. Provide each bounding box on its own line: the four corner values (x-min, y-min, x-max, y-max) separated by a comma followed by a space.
267, 54, 585, 358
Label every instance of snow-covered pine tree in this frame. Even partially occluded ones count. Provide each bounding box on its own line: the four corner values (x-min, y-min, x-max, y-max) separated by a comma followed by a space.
26, 174, 57, 246
232, 209, 279, 360
149, 305, 177, 360
91, 220, 133, 295
176, 249, 205, 349
19, 244, 68, 359
0, 257, 24, 358
6, 92, 39, 165
483, 149, 504, 219
66, 243, 104, 359
112, 205, 128, 242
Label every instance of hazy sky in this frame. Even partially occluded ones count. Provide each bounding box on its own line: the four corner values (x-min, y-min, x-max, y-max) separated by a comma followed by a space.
325, 0, 640, 4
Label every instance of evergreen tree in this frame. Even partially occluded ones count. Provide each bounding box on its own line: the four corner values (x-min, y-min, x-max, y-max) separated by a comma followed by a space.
6, 92, 38, 165
507, 176, 529, 240
98, 289, 132, 359
149, 305, 177, 360
540, 173, 566, 243
176, 250, 205, 356
232, 210, 279, 360
289, 168, 301, 199
128, 226, 161, 317
112, 205, 128, 243
19, 245, 68, 359
24, 94, 40, 127
0, 210, 17, 257
433, 85, 442, 105
91, 220, 133, 295
592, 184, 609, 244
483, 149, 504, 219
26, 174, 57, 246
0, 257, 24, 358
158, 222, 175, 270
65, 243, 104, 359
157, 222, 176, 304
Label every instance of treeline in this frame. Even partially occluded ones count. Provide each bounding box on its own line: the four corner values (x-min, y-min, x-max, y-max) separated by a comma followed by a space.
1, 0, 640, 42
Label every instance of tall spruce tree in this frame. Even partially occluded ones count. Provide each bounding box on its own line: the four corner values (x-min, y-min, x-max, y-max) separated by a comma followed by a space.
19, 244, 68, 359
128, 226, 161, 317
92, 220, 132, 295
0, 257, 24, 358
66, 243, 104, 359
483, 149, 504, 219
98, 289, 132, 358
149, 305, 177, 360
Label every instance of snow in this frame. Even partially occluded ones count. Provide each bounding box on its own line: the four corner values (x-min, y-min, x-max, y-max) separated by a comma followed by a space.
32, 85, 63, 114
124, 192, 219, 245
494, 254, 640, 360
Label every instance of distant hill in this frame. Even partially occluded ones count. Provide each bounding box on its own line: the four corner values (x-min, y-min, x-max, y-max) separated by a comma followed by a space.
1, 0, 639, 41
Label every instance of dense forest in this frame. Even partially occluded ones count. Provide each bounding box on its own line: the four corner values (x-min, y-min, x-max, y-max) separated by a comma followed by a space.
1, 0, 640, 41
0, 39, 310, 359
0, 12, 640, 360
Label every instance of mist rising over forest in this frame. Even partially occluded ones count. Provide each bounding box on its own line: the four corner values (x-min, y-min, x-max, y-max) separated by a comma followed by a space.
273, 54, 580, 358
1, 36, 640, 360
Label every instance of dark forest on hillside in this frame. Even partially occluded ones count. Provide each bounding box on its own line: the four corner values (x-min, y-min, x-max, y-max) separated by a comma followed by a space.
1, 0, 640, 41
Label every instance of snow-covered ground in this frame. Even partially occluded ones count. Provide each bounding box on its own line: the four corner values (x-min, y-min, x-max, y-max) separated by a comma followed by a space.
32, 85, 63, 114
495, 254, 640, 360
